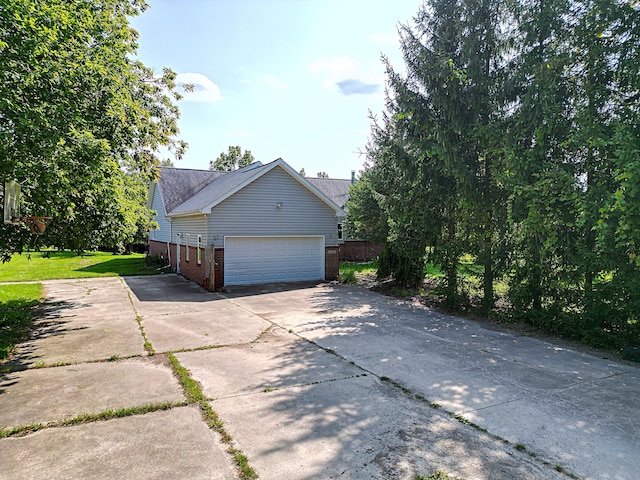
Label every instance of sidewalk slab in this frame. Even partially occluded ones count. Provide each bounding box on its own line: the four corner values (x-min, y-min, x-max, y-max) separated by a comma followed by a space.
8, 278, 145, 367
0, 358, 184, 430
176, 328, 364, 398
141, 303, 270, 353
125, 275, 222, 316
226, 284, 640, 480
213, 374, 564, 480
0, 406, 235, 480
467, 370, 640, 480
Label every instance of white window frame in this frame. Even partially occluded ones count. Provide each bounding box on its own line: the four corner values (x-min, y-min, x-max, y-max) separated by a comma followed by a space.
197, 234, 202, 264
337, 223, 344, 241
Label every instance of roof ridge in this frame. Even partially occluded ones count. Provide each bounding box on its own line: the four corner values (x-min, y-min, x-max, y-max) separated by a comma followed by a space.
161, 166, 214, 173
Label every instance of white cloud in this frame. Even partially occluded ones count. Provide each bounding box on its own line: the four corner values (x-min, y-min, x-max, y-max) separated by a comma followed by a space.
308, 56, 360, 87
176, 72, 223, 103
308, 56, 384, 95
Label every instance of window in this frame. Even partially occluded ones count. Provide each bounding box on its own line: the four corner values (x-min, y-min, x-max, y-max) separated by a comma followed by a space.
337, 223, 343, 240
197, 235, 202, 264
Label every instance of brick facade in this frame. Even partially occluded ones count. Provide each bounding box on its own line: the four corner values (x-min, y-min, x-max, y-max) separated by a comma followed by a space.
149, 240, 207, 287
150, 240, 341, 289
178, 244, 207, 286
325, 246, 340, 281
214, 248, 225, 290
149, 240, 175, 269
339, 240, 384, 262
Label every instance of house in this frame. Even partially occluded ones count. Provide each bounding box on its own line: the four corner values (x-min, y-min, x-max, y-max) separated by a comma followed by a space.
146, 158, 346, 289
305, 176, 383, 262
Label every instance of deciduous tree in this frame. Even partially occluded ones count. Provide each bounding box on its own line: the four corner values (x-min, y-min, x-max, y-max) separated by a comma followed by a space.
0, 0, 186, 259
209, 146, 255, 172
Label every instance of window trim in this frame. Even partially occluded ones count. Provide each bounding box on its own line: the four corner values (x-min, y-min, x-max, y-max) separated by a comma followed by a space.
337, 223, 344, 241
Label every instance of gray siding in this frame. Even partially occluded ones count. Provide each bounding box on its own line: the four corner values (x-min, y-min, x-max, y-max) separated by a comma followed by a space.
150, 184, 171, 243
171, 215, 208, 248
208, 166, 340, 248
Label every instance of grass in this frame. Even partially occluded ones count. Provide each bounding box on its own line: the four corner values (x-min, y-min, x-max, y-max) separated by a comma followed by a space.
167, 353, 258, 479
0, 283, 43, 360
339, 260, 378, 277
0, 401, 183, 438
0, 250, 160, 282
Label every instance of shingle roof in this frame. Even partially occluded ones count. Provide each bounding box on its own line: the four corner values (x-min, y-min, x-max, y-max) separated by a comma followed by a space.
305, 177, 351, 208
170, 161, 269, 215
155, 160, 348, 217
158, 167, 224, 213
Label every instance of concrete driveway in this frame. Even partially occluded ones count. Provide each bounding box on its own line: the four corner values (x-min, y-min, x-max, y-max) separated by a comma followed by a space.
1, 275, 638, 479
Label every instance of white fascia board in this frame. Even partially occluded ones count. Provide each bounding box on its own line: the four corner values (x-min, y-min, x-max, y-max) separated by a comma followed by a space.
275, 160, 347, 216
200, 158, 346, 216
146, 181, 157, 210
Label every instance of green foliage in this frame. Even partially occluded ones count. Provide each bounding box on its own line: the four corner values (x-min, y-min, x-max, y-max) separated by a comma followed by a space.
316, 171, 329, 178
0, 0, 186, 260
377, 243, 425, 288
339, 261, 378, 277
344, 171, 388, 244
349, 0, 640, 349
210, 146, 255, 172
339, 271, 358, 284
0, 283, 42, 360
0, 250, 158, 282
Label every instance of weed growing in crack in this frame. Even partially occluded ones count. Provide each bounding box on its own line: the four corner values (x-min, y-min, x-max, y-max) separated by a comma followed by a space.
0, 402, 183, 438
167, 353, 257, 480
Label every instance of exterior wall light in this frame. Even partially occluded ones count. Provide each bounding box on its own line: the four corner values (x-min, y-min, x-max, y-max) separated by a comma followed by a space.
276, 202, 283, 209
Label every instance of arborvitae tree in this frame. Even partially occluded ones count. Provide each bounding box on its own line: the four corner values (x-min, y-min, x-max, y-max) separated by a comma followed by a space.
503, 0, 575, 313
359, 0, 511, 305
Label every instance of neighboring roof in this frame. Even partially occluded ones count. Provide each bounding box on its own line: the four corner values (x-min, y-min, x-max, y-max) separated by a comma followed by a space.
305, 177, 351, 209
157, 167, 225, 213
155, 158, 346, 218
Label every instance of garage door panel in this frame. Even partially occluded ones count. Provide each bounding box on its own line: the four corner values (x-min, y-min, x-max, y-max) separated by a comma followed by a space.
224, 236, 324, 286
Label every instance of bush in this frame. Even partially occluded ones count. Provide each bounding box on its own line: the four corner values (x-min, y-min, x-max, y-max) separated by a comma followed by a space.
339, 271, 358, 284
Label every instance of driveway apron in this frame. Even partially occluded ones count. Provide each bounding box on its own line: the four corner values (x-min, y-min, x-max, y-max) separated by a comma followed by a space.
2, 275, 638, 479
0, 276, 236, 480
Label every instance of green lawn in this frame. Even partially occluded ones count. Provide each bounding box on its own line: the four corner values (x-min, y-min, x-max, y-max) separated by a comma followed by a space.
0, 250, 160, 282
0, 283, 43, 360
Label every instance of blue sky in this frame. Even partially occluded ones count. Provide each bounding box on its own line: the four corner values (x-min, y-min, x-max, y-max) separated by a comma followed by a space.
131, 0, 422, 179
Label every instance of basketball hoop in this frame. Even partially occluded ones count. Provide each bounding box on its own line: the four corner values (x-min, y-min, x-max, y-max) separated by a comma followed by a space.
17, 216, 53, 235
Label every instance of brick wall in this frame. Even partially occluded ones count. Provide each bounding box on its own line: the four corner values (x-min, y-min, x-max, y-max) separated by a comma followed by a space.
149, 240, 176, 269
214, 248, 225, 290
178, 244, 207, 286
149, 240, 208, 287
151, 241, 342, 287
325, 246, 340, 281
340, 240, 384, 262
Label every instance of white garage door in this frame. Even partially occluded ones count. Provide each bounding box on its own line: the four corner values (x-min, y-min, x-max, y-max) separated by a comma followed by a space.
224, 236, 325, 286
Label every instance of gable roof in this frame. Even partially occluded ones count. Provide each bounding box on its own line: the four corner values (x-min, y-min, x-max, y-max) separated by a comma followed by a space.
156, 167, 225, 213
305, 177, 351, 209
170, 161, 269, 215
153, 159, 346, 218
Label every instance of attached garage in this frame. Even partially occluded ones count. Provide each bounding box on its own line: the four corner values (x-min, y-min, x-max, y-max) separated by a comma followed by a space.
224, 236, 325, 286
148, 159, 346, 290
